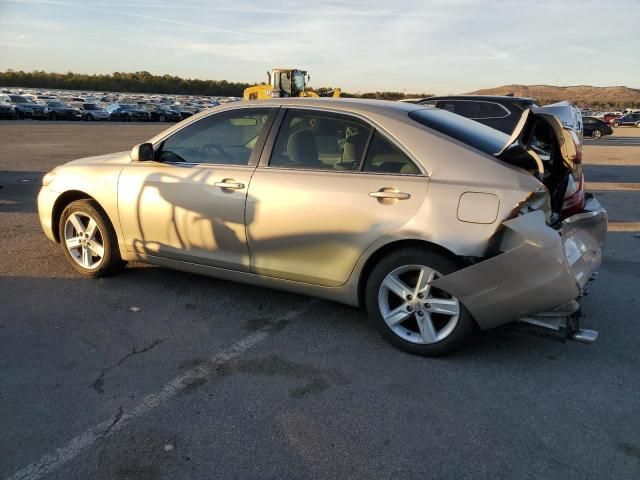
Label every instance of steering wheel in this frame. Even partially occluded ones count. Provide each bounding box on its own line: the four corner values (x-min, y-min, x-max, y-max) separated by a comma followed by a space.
198, 144, 227, 163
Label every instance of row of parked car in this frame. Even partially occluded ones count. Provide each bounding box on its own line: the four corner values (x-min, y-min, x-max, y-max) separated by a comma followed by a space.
0, 91, 241, 122
581, 108, 640, 131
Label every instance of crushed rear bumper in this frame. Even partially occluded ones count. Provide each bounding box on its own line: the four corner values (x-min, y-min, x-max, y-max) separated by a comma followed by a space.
431, 194, 607, 330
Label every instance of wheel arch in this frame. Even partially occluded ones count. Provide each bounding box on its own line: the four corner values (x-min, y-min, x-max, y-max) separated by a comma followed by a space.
356, 238, 465, 309
51, 190, 113, 243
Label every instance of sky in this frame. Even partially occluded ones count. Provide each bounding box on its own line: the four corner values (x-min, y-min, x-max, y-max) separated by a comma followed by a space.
0, 0, 639, 94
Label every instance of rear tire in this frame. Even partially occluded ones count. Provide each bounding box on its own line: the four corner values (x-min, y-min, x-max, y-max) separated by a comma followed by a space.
365, 248, 475, 356
635, 122, 640, 128
58, 199, 126, 277
592, 129, 602, 139
612, 121, 620, 128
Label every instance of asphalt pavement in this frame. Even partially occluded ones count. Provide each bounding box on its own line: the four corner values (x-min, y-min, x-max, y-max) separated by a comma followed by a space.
1, 122, 639, 480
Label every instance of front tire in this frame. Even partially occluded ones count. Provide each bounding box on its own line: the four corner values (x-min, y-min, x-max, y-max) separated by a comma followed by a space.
592, 129, 602, 139
59, 199, 125, 277
612, 121, 620, 128
365, 248, 475, 356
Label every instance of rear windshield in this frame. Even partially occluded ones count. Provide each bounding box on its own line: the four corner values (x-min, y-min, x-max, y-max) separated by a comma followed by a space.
408, 108, 509, 155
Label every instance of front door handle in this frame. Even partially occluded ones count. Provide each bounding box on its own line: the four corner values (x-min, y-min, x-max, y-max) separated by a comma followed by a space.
369, 190, 411, 200
214, 180, 245, 190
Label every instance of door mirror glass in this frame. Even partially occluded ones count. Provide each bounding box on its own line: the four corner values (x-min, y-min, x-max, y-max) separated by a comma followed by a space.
130, 142, 154, 161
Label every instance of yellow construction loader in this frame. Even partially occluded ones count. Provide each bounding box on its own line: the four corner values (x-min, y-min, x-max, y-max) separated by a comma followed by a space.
243, 68, 341, 100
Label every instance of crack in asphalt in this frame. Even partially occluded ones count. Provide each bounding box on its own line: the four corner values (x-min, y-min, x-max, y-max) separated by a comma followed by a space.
102, 406, 124, 437
90, 339, 166, 394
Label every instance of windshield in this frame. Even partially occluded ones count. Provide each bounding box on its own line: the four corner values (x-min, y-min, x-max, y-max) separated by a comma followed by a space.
292, 71, 305, 94
83, 104, 101, 110
9, 95, 29, 103
119, 104, 137, 110
47, 101, 66, 108
409, 107, 509, 156
279, 72, 292, 95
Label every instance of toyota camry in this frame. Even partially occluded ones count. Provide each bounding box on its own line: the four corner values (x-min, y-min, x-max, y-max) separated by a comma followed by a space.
37, 99, 607, 356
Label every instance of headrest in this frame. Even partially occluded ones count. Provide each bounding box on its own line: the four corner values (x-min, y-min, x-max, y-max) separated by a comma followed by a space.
287, 130, 318, 165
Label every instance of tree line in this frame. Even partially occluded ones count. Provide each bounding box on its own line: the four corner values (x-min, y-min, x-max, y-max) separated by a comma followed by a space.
0, 70, 251, 97
0, 69, 431, 100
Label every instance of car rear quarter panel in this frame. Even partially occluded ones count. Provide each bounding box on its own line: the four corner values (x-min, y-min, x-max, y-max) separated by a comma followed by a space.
361, 111, 544, 257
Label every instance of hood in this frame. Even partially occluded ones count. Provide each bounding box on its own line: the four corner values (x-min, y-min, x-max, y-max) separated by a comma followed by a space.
65, 151, 131, 167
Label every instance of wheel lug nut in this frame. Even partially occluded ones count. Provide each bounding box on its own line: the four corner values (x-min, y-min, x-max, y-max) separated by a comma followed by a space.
406, 295, 413, 301
417, 311, 424, 317
407, 305, 414, 312
425, 303, 431, 309
417, 293, 424, 299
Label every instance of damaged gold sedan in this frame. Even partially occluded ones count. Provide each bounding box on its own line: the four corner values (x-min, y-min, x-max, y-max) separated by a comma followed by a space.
37, 98, 607, 356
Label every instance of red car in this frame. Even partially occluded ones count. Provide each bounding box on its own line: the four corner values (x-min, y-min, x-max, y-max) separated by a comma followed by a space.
603, 113, 621, 123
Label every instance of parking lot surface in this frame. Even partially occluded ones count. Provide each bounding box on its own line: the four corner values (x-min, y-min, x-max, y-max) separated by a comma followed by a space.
1, 122, 639, 480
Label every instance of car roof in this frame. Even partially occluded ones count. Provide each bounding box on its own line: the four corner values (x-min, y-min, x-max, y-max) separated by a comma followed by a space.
147, 98, 433, 146
239, 97, 424, 116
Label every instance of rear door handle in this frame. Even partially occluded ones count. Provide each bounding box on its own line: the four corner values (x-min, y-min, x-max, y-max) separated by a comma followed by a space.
369, 190, 411, 200
214, 180, 245, 190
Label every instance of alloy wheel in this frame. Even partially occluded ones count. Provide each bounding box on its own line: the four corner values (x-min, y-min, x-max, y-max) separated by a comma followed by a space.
378, 264, 460, 345
64, 212, 105, 270
592, 129, 602, 139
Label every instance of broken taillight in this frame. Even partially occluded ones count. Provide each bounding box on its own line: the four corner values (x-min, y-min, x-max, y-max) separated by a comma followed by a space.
562, 167, 585, 218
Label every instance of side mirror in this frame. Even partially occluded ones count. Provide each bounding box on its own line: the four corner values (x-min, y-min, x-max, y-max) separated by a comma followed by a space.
130, 143, 154, 161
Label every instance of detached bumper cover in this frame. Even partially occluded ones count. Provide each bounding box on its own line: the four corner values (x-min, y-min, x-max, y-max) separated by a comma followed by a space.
431, 194, 607, 330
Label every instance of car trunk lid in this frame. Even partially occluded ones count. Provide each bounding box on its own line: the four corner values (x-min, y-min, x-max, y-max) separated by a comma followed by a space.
495, 108, 584, 218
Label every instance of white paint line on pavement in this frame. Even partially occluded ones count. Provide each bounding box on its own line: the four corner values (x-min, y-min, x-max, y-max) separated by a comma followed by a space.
5, 301, 317, 480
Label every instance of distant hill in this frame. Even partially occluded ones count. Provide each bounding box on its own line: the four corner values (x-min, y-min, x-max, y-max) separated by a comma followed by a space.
466, 84, 640, 108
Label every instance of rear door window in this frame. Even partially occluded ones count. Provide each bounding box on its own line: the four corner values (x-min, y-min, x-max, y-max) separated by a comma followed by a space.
478, 101, 510, 119
269, 110, 372, 171
450, 101, 482, 119
362, 132, 420, 175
